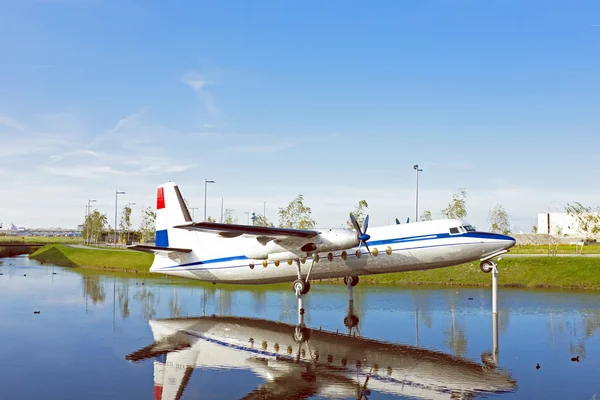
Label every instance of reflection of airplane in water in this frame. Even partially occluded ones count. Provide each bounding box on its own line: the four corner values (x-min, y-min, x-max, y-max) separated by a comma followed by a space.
126, 313, 516, 399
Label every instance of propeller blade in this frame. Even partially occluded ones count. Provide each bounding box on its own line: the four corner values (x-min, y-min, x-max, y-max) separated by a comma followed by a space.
349, 213, 361, 234
362, 215, 369, 234
364, 242, 371, 255
395, 218, 401, 225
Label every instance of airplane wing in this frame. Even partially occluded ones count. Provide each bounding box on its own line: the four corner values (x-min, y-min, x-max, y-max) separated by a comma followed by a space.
173, 222, 320, 239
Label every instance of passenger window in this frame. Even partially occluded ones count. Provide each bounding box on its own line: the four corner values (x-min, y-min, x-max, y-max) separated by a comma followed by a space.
449, 227, 460, 234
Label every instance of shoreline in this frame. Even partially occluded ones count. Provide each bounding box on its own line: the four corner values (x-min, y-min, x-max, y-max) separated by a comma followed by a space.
27, 244, 600, 291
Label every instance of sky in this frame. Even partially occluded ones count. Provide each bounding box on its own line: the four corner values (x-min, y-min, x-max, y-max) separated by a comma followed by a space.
1, 0, 599, 232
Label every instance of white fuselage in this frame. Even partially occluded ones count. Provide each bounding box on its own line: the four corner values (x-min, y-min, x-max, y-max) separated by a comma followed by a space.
149, 219, 515, 284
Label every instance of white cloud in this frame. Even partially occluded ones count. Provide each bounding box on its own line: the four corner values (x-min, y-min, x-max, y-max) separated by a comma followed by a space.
181, 72, 212, 91
181, 71, 223, 117
0, 115, 27, 131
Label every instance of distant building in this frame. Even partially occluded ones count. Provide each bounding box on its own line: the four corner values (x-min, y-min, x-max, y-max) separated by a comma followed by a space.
537, 213, 581, 236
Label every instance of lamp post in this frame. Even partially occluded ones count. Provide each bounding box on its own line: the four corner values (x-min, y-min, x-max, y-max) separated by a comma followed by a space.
204, 179, 215, 221
86, 199, 97, 245
190, 207, 198, 220
413, 165, 423, 222
244, 211, 250, 225
126, 202, 136, 243
114, 190, 125, 247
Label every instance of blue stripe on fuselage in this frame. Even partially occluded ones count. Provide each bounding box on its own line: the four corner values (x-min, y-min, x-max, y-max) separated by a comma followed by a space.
157, 231, 513, 271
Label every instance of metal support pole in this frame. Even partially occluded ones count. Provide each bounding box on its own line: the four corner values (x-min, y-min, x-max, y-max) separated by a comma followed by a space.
492, 264, 498, 314
415, 308, 419, 347
492, 312, 499, 364
114, 191, 118, 247
297, 295, 304, 326
416, 169, 419, 221
413, 165, 422, 222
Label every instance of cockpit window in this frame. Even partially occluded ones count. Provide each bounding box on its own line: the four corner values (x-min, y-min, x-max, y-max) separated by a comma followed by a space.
463, 225, 476, 232
449, 227, 460, 234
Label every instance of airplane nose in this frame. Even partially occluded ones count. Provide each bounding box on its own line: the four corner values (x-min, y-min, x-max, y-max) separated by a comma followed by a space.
501, 234, 516, 250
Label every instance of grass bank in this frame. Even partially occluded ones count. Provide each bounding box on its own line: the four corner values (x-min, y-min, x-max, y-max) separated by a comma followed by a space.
30, 244, 153, 273
28, 245, 600, 290
357, 257, 600, 290
510, 243, 600, 254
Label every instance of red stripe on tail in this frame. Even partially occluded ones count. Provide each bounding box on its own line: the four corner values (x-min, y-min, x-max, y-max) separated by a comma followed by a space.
154, 384, 163, 400
157, 187, 165, 209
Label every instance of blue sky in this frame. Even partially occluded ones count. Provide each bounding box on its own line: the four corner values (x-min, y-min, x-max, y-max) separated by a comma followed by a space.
1, 0, 599, 232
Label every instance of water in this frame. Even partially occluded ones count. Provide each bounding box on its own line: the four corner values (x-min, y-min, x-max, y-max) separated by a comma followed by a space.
1, 256, 599, 399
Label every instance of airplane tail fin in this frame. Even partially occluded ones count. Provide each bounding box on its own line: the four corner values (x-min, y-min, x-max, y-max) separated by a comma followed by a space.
129, 182, 198, 271
155, 181, 193, 249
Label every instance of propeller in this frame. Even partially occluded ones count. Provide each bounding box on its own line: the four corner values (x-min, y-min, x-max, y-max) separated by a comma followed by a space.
349, 213, 371, 255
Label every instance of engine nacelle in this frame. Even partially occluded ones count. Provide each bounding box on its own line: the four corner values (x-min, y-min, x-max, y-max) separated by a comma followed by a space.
309, 229, 358, 253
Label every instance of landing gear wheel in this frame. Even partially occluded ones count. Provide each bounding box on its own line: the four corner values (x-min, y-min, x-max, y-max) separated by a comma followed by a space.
344, 314, 359, 328
343, 276, 359, 286
294, 326, 311, 342
480, 260, 495, 273
292, 279, 311, 294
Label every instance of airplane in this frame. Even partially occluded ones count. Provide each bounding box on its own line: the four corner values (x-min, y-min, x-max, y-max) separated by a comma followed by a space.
125, 313, 517, 400
129, 182, 515, 323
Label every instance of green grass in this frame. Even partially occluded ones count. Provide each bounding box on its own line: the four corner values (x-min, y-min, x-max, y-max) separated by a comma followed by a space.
28, 245, 600, 290
30, 244, 153, 273
510, 243, 600, 254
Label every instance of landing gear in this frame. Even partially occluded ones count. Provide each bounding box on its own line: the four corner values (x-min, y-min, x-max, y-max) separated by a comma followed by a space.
343, 276, 359, 286
480, 259, 496, 273
292, 279, 311, 295
480, 252, 504, 315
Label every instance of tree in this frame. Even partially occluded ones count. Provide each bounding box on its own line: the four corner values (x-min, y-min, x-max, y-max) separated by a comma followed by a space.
441, 188, 467, 219
253, 214, 274, 227
206, 216, 216, 223
119, 205, 133, 243
223, 209, 237, 224
83, 210, 108, 244
420, 210, 433, 221
565, 202, 600, 240
531, 225, 538, 233
346, 200, 368, 229
487, 204, 511, 235
139, 206, 156, 244
278, 194, 316, 230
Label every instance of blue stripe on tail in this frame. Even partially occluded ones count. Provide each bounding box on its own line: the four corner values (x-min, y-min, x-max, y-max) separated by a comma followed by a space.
156, 229, 169, 247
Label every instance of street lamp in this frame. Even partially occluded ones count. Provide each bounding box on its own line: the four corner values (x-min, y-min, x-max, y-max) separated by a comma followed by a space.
204, 179, 215, 221
189, 207, 198, 220
126, 202, 136, 243
86, 199, 97, 245
413, 165, 423, 222
244, 211, 250, 225
114, 190, 126, 247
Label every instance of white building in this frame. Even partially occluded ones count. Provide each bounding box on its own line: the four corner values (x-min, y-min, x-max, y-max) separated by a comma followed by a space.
537, 212, 581, 236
